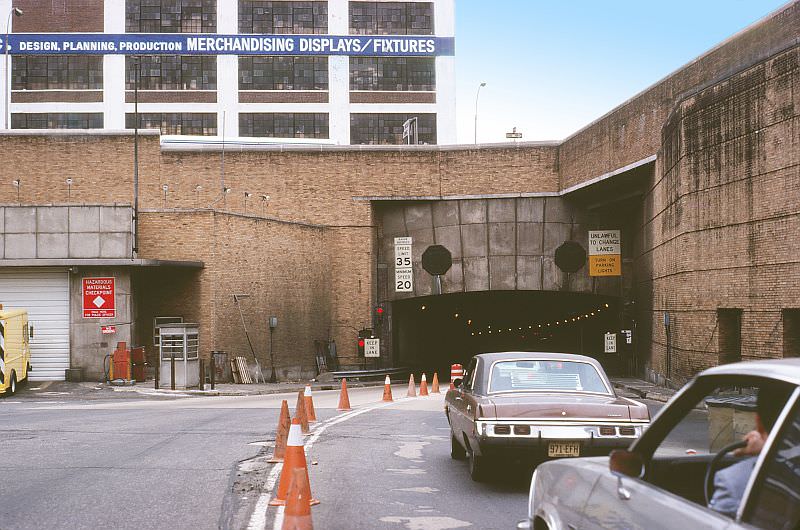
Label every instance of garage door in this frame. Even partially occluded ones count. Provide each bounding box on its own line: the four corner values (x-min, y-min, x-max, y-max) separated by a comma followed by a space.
0, 268, 70, 381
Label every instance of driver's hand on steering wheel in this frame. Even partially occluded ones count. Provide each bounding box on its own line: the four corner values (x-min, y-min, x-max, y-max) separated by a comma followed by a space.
733, 430, 765, 457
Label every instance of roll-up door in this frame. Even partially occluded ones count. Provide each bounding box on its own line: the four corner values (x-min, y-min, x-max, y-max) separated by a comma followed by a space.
0, 268, 70, 381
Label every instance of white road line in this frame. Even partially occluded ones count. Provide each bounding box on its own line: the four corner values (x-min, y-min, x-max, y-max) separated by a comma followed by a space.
246, 398, 407, 530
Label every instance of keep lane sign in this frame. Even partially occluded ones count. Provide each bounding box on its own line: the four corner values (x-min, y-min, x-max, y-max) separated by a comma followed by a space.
604, 332, 617, 353
82, 277, 116, 318
589, 230, 621, 276
364, 338, 380, 358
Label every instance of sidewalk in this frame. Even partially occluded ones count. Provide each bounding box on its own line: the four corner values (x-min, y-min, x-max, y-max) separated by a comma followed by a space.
610, 377, 678, 403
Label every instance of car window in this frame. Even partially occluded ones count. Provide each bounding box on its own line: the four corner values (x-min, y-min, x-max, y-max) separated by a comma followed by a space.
488, 360, 609, 394
463, 358, 477, 391
745, 393, 800, 529
653, 387, 755, 458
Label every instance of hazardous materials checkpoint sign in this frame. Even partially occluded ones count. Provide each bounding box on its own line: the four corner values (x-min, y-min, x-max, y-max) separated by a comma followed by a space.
82, 277, 116, 318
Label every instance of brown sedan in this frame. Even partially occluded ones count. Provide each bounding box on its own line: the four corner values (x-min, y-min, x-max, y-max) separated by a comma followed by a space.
445, 352, 650, 481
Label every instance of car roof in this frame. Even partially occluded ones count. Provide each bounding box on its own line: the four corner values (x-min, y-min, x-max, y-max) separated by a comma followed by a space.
699, 358, 800, 385
474, 351, 603, 367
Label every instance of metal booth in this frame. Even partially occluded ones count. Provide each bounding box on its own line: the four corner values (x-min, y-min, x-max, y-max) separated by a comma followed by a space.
158, 323, 200, 389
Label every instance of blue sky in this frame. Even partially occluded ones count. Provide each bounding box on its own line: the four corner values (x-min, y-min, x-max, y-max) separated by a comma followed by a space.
455, 0, 790, 144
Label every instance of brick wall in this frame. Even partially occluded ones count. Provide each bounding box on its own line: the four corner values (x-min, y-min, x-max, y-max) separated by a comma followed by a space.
14, 0, 104, 33
638, 44, 800, 384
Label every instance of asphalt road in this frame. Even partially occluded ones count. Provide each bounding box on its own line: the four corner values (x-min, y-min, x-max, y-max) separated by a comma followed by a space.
0, 384, 700, 530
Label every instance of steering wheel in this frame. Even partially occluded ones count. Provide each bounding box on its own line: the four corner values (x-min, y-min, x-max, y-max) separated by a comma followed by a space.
704, 440, 747, 506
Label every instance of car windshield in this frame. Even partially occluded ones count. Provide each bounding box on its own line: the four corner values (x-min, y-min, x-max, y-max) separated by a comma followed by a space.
488, 360, 609, 394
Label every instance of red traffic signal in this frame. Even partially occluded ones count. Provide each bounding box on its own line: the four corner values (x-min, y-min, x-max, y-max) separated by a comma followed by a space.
358, 338, 365, 348
375, 306, 384, 316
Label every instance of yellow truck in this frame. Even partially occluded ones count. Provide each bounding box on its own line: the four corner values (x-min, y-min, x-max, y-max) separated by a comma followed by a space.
1, 307, 33, 396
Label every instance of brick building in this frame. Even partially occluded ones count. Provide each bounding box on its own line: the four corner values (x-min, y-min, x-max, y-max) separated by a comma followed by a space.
0, 2, 797, 385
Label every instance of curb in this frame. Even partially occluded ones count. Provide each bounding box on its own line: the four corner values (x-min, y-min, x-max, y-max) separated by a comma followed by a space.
612, 382, 674, 404
111, 380, 387, 398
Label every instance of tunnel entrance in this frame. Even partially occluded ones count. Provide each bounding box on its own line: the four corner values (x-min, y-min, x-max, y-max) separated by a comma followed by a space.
392, 291, 624, 378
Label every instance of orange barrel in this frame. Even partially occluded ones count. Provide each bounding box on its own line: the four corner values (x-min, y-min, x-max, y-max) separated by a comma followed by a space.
450, 363, 464, 382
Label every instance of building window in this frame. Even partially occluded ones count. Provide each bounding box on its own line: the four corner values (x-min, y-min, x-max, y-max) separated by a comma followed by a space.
12, 113, 103, 129
350, 113, 436, 145
125, 113, 217, 135
349, 2, 433, 35
126, 0, 217, 33
783, 309, 800, 358
718, 308, 742, 365
239, 57, 328, 90
12, 56, 103, 90
125, 56, 217, 90
239, 1, 328, 34
239, 113, 329, 138
350, 57, 435, 91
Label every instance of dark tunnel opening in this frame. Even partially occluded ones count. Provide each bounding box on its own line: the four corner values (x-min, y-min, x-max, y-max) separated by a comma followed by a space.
392, 291, 625, 379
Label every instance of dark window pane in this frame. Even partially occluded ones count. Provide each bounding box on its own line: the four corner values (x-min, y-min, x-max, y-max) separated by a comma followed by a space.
12, 113, 103, 129
239, 56, 327, 90
349, 57, 434, 91
239, 1, 328, 34
126, 0, 217, 33
239, 113, 329, 139
349, 2, 433, 35
12, 56, 103, 90
125, 56, 216, 90
350, 113, 436, 145
125, 112, 217, 135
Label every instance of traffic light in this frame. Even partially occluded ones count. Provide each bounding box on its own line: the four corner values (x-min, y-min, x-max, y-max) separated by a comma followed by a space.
373, 304, 386, 331
357, 328, 372, 357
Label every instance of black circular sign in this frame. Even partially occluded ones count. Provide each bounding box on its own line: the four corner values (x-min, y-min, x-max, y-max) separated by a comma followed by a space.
422, 245, 453, 275
554, 241, 586, 273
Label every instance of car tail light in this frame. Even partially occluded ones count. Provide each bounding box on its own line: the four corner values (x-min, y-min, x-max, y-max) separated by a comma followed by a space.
619, 426, 636, 436
514, 425, 531, 435
494, 425, 511, 435
599, 426, 616, 436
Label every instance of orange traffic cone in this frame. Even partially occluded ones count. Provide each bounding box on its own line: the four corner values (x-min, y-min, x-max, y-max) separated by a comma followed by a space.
431, 373, 440, 393
407, 374, 417, 397
337, 378, 352, 411
419, 373, 429, 396
281, 467, 314, 530
295, 390, 310, 434
269, 399, 291, 463
269, 418, 319, 507
304, 385, 317, 423
382, 375, 393, 402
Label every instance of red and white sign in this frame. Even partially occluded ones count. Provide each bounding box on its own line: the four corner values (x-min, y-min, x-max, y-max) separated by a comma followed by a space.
101, 325, 116, 334
82, 277, 116, 318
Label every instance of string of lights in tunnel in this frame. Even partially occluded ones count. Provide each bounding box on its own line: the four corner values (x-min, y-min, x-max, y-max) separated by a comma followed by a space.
464, 303, 611, 337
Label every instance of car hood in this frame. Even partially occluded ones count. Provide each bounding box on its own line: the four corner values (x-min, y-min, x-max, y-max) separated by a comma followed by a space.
484, 393, 635, 421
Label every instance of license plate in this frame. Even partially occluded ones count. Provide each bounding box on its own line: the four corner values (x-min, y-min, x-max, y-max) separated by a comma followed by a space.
548, 441, 581, 457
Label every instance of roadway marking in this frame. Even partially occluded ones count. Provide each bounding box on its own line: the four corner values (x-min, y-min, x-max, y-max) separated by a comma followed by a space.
247, 397, 407, 530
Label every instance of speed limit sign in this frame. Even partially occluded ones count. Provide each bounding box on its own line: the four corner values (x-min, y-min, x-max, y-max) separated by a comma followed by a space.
394, 237, 413, 292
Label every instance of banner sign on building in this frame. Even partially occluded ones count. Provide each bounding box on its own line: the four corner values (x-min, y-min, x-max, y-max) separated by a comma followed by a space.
394, 236, 413, 293
588, 230, 622, 277
82, 277, 116, 319
1, 34, 455, 57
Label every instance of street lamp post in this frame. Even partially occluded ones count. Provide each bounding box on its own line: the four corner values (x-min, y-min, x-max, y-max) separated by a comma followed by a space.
473, 82, 486, 144
5, 7, 23, 130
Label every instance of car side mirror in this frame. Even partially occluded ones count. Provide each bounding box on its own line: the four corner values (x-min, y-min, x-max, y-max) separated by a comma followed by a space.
452, 377, 463, 388
609, 449, 644, 478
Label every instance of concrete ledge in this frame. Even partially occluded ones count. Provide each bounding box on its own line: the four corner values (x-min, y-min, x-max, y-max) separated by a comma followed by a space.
0, 258, 204, 268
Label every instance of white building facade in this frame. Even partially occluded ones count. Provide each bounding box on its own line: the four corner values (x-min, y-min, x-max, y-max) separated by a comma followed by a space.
1, 0, 456, 145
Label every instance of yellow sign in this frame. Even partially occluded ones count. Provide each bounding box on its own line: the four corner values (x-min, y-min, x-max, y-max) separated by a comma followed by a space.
589, 255, 621, 276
